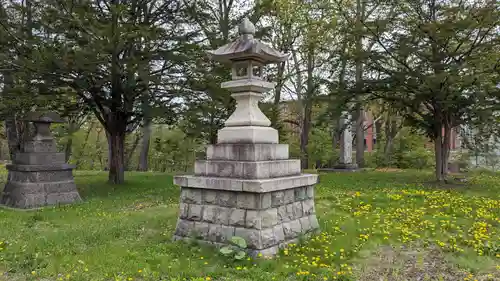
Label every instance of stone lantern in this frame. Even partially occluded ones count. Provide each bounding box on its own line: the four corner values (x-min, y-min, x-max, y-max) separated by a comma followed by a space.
1, 112, 82, 209
173, 18, 319, 257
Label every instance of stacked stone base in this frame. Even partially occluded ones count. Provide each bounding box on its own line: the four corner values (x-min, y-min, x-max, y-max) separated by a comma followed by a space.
1, 139, 81, 209
2, 165, 81, 209
174, 143, 319, 256
174, 183, 318, 256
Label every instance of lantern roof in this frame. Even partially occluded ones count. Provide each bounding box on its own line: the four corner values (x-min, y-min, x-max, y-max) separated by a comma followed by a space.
208, 18, 289, 64
23, 111, 64, 123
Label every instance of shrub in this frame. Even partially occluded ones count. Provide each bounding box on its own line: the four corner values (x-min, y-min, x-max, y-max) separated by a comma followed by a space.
396, 148, 434, 170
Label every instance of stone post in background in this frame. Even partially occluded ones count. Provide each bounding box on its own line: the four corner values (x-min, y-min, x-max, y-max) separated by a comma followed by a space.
318, 112, 359, 172
173, 18, 319, 256
1, 112, 82, 209
336, 112, 358, 170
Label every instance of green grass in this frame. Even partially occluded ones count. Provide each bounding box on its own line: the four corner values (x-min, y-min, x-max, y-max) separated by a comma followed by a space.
0, 170, 498, 281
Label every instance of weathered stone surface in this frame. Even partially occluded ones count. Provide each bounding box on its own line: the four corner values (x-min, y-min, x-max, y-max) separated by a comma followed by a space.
306, 185, 314, 199
299, 216, 311, 233
179, 203, 189, 219
181, 188, 202, 204
261, 228, 275, 248
309, 215, 320, 230
273, 224, 285, 243
175, 220, 194, 236
193, 222, 210, 239
173, 174, 318, 193
294, 187, 306, 201
245, 210, 261, 229
339, 114, 353, 164
277, 205, 292, 222
6, 163, 75, 172
217, 126, 279, 144
283, 220, 302, 240
257, 193, 271, 209
195, 159, 301, 179
283, 189, 295, 204
260, 208, 278, 228
202, 205, 217, 223
23, 140, 57, 153
217, 191, 237, 207
206, 144, 289, 161
302, 199, 315, 215
220, 225, 236, 243
229, 208, 246, 226
208, 224, 235, 243
187, 204, 203, 221
237, 192, 257, 209
203, 190, 217, 204
235, 228, 262, 249
213, 207, 230, 225
9, 170, 73, 183
15, 152, 65, 165
292, 202, 303, 219
1, 178, 80, 209
271, 191, 284, 207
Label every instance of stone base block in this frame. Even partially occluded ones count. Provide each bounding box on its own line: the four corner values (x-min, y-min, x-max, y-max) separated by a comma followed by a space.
318, 163, 359, 173
174, 174, 318, 193
206, 144, 289, 161
194, 159, 301, 179
173, 184, 319, 256
14, 152, 66, 165
1, 169, 81, 209
217, 126, 278, 144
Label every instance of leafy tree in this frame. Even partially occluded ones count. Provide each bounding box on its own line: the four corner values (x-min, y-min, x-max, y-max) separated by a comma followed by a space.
365, 0, 500, 182
17, 0, 187, 183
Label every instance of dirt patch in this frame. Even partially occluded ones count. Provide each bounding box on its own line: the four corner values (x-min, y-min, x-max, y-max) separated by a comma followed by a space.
354, 245, 497, 281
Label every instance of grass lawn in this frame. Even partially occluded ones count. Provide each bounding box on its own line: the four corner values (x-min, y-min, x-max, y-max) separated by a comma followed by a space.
0, 170, 498, 281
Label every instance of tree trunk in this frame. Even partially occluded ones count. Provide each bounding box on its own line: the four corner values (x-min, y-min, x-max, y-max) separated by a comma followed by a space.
442, 123, 451, 178
355, 108, 365, 167
300, 103, 312, 170
105, 131, 111, 171
434, 134, 445, 182
137, 120, 152, 171
375, 119, 382, 151
125, 133, 141, 170
65, 136, 73, 162
76, 121, 94, 168
434, 123, 452, 183
270, 61, 285, 135
107, 129, 125, 184
383, 117, 397, 164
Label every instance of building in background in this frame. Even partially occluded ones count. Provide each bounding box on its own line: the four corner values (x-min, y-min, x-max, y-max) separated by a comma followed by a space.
277, 100, 461, 152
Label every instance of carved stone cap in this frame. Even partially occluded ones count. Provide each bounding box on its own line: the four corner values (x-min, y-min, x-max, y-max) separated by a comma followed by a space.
23, 112, 64, 123
207, 17, 289, 64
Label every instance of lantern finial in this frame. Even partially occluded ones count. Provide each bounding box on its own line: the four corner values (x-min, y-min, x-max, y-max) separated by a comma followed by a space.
238, 18, 255, 37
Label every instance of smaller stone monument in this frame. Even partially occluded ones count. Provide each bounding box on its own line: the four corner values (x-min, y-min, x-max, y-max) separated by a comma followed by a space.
1, 112, 82, 209
319, 113, 359, 172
